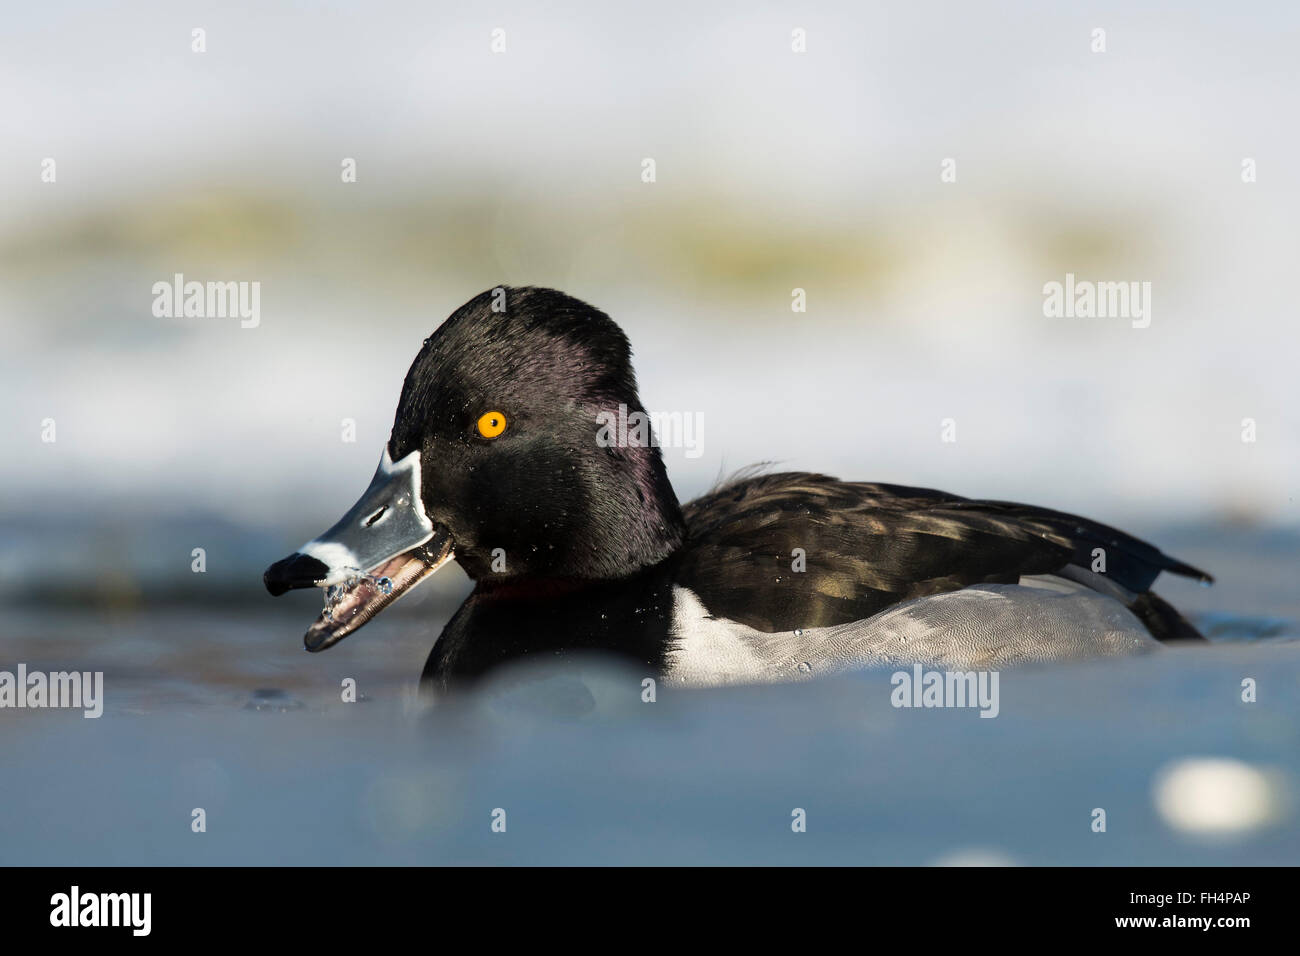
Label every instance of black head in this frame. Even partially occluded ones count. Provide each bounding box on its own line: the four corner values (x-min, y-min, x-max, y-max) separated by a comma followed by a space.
391, 286, 685, 579
263, 286, 686, 649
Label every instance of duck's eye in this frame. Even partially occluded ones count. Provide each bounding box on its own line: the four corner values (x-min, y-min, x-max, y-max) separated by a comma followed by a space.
476, 410, 508, 439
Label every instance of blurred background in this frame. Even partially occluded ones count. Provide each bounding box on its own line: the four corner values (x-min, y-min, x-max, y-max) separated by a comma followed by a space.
2, 1, 1298, 865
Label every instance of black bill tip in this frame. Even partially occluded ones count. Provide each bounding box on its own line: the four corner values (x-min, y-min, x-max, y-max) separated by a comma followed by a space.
263, 552, 331, 596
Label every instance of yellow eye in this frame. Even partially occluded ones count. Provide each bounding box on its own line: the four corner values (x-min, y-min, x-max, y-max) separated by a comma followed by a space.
476, 410, 507, 439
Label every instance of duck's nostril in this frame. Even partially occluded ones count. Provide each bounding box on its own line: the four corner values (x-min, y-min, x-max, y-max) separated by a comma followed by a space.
363, 506, 388, 528
263, 552, 331, 596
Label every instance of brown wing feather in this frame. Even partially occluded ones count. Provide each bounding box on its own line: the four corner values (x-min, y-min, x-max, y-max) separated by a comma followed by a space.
677, 472, 1206, 634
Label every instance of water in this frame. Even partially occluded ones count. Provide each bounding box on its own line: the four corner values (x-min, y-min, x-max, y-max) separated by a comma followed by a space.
2, 641, 1297, 865
1, 524, 1297, 865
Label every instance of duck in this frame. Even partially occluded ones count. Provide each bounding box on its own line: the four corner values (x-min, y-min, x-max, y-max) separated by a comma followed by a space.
264, 286, 1212, 690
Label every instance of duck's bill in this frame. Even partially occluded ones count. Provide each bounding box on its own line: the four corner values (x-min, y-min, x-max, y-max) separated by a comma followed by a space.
301, 538, 453, 651
262, 449, 455, 652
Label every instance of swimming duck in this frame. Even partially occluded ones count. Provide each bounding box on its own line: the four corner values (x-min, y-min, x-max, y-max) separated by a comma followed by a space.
264, 287, 1211, 689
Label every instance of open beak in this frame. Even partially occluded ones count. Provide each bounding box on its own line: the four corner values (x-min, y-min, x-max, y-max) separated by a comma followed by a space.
263, 449, 454, 651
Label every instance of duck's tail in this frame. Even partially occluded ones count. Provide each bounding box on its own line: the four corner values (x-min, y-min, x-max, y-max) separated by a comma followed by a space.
1129, 590, 1207, 642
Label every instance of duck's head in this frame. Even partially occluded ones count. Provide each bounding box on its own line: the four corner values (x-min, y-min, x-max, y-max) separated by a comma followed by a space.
263, 286, 686, 651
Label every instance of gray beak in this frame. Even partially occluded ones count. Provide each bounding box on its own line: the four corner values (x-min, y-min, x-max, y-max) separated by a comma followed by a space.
263, 449, 455, 651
